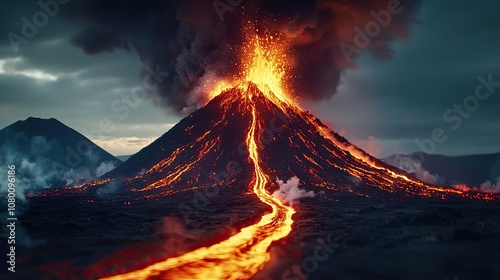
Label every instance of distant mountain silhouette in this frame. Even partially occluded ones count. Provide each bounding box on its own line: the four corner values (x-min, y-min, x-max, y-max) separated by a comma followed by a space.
383, 152, 500, 186
116, 155, 131, 162
0, 117, 120, 196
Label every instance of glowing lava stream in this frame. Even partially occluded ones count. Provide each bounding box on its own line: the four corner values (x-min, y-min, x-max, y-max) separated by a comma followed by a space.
101, 104, 295, 280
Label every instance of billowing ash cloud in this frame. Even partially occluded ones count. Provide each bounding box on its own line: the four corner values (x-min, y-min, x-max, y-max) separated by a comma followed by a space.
67, 0, 421, 111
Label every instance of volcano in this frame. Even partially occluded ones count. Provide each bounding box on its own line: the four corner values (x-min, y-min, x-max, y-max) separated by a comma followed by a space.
25, 35, 500, 280
86, 83, 495, 201
37, 81, 497, 280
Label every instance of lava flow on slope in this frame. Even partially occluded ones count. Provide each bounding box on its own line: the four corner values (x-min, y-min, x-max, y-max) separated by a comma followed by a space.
97, 84, 297, 280
36, 33, 499, 279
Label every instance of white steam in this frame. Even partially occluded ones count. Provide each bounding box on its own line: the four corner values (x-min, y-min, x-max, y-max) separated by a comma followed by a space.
96, 161, 118, 177
384, 155, 442, 185
453, 176, 500, 194
0, 135, 118, 201
479, 177, 500, 193
385, 155, 500, 194
272, 176, 315, 206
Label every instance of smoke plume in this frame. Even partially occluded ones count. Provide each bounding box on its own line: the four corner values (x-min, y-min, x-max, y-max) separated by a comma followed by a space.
272, 176, 315, 206
454, 176, 500, 194
66, 0, 421, 112
95, 161, 118, 177
384, 154, 442, 185
0, 135, 118, 200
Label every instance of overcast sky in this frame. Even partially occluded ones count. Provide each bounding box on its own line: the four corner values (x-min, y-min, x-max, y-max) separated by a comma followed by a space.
1, 0, 499, 157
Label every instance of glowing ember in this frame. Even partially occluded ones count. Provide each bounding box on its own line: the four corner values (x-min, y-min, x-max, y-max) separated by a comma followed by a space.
207, 33, 296, 110
241, 35, 294, 107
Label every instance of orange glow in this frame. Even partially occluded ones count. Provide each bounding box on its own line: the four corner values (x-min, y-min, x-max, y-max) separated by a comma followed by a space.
205, 32, 296, 111
138, 140, 217, 191
206, 79, 233, 101
308, 118, 487, 198
72, 179, 111, 189
241, 34, 295, 108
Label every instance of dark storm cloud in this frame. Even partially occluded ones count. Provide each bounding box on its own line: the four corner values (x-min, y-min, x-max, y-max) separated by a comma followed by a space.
59, 0, 421, 111
0, 74, 50, 105
64, 0, 225, 110
0, 1, 182, 155
315, 0, 500, 157
259, 0, 421, 100
0, 40, 140, 83
373, 0, 500, 156
0, 36, 176, 155
0, 0, 81, 51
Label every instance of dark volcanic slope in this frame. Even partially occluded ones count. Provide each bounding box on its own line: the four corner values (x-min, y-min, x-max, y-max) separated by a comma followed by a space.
75, 83, 498, 201
102, 86, 255, 195
0, 117, 120, 190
